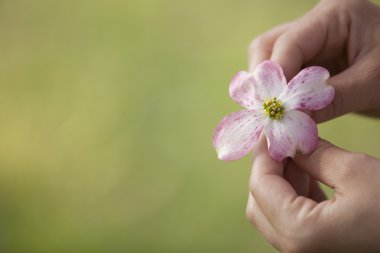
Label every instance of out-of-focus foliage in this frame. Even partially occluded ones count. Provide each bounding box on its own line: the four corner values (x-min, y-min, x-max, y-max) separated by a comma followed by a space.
0, 0, 379, 252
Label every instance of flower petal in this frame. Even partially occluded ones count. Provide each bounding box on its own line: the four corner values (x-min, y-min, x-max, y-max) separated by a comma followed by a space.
279, 66, 334, 111
253, 60, 287, 99
213, 110, 267, 161
264, 110, 318, 161
229, 61, 287, 109
229, 71, 260, 109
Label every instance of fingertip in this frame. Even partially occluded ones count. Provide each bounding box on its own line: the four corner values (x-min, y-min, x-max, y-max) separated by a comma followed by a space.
251, 133, 283, 178
311, 84, 343, 123
248, 47, 271, 72
251, 132, 267, 156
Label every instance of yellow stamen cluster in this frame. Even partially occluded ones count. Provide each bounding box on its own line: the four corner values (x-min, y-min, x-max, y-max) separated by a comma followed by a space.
263, 97, 285, 119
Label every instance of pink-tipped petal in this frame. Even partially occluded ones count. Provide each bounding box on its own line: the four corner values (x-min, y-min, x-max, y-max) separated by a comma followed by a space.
229, 61, 287, 109
279, 66, 335, 111
229, 71, 260, 109
213, 110, 267, 161
264, 110, 318, 161
253, 60, 287, 99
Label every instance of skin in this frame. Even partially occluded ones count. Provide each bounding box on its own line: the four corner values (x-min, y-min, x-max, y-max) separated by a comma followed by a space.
246, 0, 380, 252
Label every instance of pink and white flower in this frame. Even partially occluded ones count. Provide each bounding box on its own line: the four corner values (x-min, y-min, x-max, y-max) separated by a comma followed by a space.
213, 60, 335, 161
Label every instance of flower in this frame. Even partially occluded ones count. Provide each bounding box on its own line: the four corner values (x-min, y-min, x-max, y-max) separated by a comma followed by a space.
213, 60, 335, 161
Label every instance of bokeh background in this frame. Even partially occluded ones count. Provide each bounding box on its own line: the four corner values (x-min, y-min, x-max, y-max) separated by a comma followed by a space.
1, 0, 380, 252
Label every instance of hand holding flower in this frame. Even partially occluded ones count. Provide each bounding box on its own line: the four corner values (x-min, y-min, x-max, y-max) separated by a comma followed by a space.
245, 0, 380, 252
248, 0, 380, 123
247, 137, 380, 253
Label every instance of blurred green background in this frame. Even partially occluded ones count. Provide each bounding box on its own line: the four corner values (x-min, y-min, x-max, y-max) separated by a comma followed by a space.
0, 0, 380, 252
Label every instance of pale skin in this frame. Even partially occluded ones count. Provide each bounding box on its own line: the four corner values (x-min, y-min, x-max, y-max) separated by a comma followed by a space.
246, 0, 380, 252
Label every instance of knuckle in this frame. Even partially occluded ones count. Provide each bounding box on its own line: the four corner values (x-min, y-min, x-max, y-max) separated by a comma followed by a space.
248, 181, 255, 195
245, 203, 257, 226
273, 34, 295, 50
272, 33, 302, 60
248, 174, 258, 195
248, 176, 264, 200
245, 207, 255, 225
249, 35, 270, 53
365, 52, 380, 80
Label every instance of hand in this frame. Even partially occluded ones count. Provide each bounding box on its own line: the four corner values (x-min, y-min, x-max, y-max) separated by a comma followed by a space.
246, 136, 380, 253
248, 0, 380, 123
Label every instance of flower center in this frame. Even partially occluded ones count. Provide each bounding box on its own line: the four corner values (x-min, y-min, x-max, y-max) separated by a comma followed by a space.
263, 97, 285, 119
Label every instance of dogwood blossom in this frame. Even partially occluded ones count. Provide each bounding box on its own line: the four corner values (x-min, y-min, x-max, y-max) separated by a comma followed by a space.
213, 60, 335, 161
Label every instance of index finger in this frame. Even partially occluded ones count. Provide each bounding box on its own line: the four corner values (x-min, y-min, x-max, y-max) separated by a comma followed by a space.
248, 22, 292, 72
250, 134, 317, 229
270, 7, 329, 80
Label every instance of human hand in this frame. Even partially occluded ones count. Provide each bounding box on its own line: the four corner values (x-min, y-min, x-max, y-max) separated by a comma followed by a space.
248, 0, 380, 123
246, 135, 380, 253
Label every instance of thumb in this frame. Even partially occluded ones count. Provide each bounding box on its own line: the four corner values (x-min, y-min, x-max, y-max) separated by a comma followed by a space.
293, 139, 352, 188
312, 51, 380, 123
